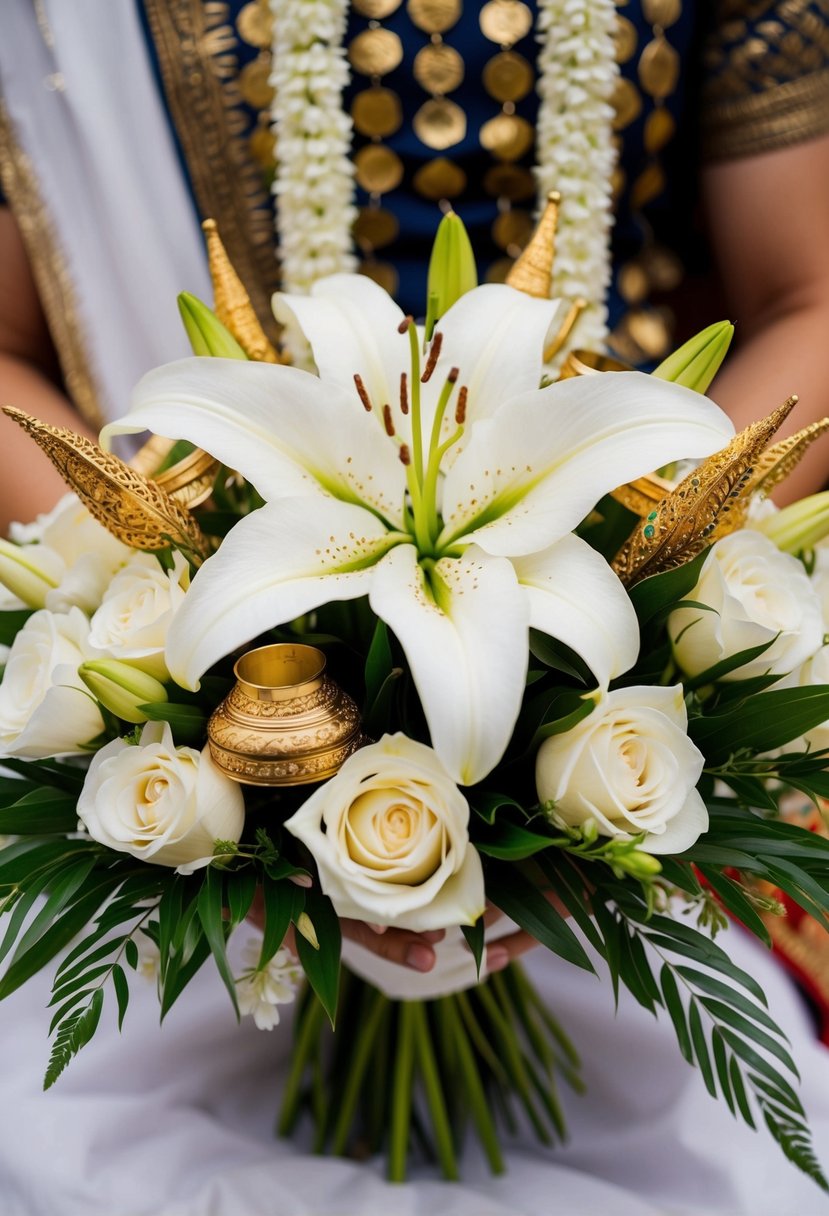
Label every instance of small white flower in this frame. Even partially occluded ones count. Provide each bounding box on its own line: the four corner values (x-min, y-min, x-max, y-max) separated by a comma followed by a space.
135, 931, 161, 982
235, 940, 302, 1031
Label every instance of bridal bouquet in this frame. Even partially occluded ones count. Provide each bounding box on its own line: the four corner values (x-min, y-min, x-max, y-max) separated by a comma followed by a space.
2, 212, 829, 1188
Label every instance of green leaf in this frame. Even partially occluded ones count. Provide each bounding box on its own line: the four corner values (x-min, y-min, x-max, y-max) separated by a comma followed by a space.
485, 863, 593, 972
364, 619, 393, 708
0, 788, 80, 835
461, 917, 484, 978
468, 790, 526, 825
196, 867, 239, 1016
226, 868, 258, 928
295, 888, 341, 1026
676, 967, 783, 1036
112, 964, 130, 1031
259, 880, 303, 968
688, 999, 717, 1097
690, 687, 829, 759
0, 757, 86, 794
54, 935, 125, 990
660, 964, 693, 1063
138, 702, 207, 744
712, 1028, 736, 1115
124, 938, 139, 971
531, 697, 595, 747
528, 630, 593, 683
699, 998, 798, 1077
43, 988, 104, 1089
475, 821, 554, 860
535, 855, 606, 955
682, 638, 778, 690
696, 867, 771, 945
0, 609, 33, 646
628, 548, 710, 627
729, 1057, 756, 1127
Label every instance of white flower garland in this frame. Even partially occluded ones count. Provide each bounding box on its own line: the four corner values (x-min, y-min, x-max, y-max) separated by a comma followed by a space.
269, 0, 619, 346
534, 0, 619, 352
269, 0, 357, 293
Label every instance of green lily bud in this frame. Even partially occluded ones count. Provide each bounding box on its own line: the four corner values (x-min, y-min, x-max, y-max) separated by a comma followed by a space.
614, 849, 662, 880
653, 320, 734, 394
757, 490, 829, 554
177, 292, 247, 359
78, 659, 168, 724
425, 211, 478, 340
295, 911, 320, 950
0, 539, 62, 609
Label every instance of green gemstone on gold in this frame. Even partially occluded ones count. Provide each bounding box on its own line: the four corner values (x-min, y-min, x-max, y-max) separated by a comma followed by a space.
643, 524, 655, 539
647, 510, 658, 521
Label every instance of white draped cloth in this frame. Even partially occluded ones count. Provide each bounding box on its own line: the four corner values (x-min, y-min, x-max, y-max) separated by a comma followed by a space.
1, 927, 829, 1216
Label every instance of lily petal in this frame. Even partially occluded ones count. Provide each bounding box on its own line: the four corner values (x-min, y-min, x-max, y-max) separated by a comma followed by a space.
369, 544, 529, 785
512, 533, 639, 685
102, 358, 406, 526
434, 284, 560, 434
274, 274, 409, 425
165, 498, 402, 689
440, 371, 734, 556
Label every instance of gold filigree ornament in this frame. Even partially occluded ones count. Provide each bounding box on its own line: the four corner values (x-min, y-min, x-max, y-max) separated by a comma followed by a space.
505, 189, 560, 300
201, 219, 283, 364
611, 395, 799, 586
2, 407, 211, 562
207, 644, 366, 786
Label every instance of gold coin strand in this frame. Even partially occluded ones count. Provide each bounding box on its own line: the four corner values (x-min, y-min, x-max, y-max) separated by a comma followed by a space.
348, 0, 407, 295
409, 0, 468, 208
609, 0, 684, 364
236, 0, 278, 173
478, 0, 537, 282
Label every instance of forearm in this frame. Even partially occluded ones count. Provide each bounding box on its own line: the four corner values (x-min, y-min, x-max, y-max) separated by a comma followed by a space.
710, 297, 829, 504
0, 353, 93, 533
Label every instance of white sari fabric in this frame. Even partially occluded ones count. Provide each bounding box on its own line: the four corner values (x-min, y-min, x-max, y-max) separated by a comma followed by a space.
1, 927, 828, 1216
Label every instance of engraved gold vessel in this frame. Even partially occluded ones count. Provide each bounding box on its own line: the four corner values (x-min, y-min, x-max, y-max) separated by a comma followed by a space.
557, 349, 633, 379
207, 644, 364, 786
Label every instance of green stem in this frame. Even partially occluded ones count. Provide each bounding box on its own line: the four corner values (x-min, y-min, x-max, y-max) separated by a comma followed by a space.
476, 983, 551, 1146
277, 991, 326, 1136
330, 987, 388, 1156
388, 1001, 416, 1182
407, 322, 424, 490
456, 989, 511, 1085
410, 1000, 459, 1181
441, 995, 505, 1175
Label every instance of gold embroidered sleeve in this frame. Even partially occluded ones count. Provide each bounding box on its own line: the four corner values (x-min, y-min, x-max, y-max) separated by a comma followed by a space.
701, 1, 829, 160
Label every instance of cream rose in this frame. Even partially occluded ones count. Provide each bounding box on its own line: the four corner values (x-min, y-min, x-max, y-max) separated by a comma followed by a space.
77, 720, 244, 870
668, 530, 823, 682
88, 551, 190, 681
284, 733, 485, 931
6, 493, 131, 614
536, 686, 707, 854
0, 607, 104, 758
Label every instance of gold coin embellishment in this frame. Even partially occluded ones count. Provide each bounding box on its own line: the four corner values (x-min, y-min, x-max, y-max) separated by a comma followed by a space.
353, 206, 400, 251
613, 15, 638, 64
348, 28, 404, 77
352, 87, 403, 138
483, 162, 535, 202
249, 125, 276, 170
625, 308, 672, 360
352, 0, 403, 17
238, 59, 275, 109
630, 163, 666, 210
479, 112, 534, 160
492, 208, 534, 254
237, 1, 274, 49
610, 77, 642, 130
482, 51, 534, 103
642, 244, 684, 292
479, 0, 533, 46
359, 260, 399, 296
354, 145, 405, 194
638, 35, 680, 100
412, 157, 467, 200
644, 106, 676, 153
413, 98, 467, 151
641, 0, 681, 29
407, 0, 462, 34
617, 261, 649, 306
413, 43, 465, 94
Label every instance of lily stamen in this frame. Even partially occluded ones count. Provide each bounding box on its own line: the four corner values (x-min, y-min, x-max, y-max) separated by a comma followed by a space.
353, 374, 373, 413
400, 372, 409, 415
421, 331, 443, 383
455, 385, 468, 425
382, 404, 396, 437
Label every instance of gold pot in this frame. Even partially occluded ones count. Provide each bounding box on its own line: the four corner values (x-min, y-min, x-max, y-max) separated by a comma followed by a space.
557, 349, 633, 379
207, 643, 364, 786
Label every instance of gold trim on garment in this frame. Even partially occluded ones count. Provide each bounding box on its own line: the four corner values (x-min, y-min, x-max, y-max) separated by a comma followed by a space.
702, 68, 829, 160
0, 102, 105, 431
142, 0, 280, 341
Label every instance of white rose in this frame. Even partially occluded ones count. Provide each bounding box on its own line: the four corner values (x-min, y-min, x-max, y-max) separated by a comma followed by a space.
668, 530, 824, 681
536, 686, 707, 854
0, 607, 104, 757
778, 563, 829, 754
284, 733, 485, 932
6, 493, 131, 614
88, 551, 190, 681
77, 720, 245, 870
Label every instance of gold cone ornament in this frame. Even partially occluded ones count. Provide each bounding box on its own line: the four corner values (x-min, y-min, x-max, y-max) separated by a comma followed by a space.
207, 644, 366, 786
506, 190, 560, 300
202, 219, 284, 364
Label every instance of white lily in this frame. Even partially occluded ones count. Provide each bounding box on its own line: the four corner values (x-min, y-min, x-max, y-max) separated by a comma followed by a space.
103, 276, 733, 784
